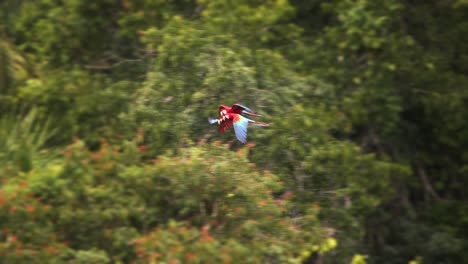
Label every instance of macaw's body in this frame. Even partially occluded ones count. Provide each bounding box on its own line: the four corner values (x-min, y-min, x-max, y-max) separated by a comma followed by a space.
218, 104, 261, 117
209, 105, 268, 144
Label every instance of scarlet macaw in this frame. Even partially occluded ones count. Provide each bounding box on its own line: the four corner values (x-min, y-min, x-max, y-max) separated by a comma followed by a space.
208, 105, 268, 144
218, 104, 262, 117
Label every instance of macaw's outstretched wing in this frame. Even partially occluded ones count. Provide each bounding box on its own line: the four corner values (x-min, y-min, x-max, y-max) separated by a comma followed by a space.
218, 119, 233, 133
233, 115, 249, 144
231, 104, 252, 113
231, 104, 261, 116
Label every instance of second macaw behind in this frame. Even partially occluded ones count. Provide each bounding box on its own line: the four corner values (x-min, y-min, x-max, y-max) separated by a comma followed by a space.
208, 104, 268, 144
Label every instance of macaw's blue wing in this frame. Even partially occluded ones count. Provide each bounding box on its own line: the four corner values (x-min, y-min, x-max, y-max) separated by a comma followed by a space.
233, 115, 250, 144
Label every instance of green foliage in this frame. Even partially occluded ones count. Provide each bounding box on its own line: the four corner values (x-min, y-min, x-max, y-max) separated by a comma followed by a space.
1, 0, 468, 263
199, 0, 300, 45
351, 254, 368, 264
15, 68, 134, 145
0, 37, 33, 106
0, 109, 53, 172
14, 0, 126, 66
294, 0, 468, 262
120, 10, 312, 154
133, 221, 253, 263
0, 137, 329, 263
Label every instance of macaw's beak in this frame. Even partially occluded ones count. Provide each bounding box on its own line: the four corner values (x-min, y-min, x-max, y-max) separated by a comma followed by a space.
242, 110, 262, 117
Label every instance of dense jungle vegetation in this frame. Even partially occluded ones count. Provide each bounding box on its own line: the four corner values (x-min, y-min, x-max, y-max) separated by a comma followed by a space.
1, 0, 468, 263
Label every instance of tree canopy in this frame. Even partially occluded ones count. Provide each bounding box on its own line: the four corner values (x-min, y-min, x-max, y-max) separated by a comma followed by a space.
1, 0, 467, 263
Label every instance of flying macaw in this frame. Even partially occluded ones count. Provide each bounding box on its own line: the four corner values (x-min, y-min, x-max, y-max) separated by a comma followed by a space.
208, 105, 268, 144
218, 104, 262, 118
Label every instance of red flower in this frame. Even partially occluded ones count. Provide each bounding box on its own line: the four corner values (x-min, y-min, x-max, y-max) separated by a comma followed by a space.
200, 235, 214, 242
26, 205, 35, 213
185, 253, 195, 260
0, 194, 5, 206
44, 246, 59, 254
246, 142, 256, 148
201, 225, 210, 236
10, 206, 17, 213
19, 180, 28, 189
135, 248, 144, 256
283, 191, 293, 200
138, 145, 147, 152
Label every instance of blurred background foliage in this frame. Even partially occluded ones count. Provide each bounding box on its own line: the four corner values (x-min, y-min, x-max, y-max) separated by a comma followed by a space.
1, 0, 467, 263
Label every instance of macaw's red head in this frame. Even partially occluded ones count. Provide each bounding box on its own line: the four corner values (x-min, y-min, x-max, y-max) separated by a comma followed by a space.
219, 105, 231, 116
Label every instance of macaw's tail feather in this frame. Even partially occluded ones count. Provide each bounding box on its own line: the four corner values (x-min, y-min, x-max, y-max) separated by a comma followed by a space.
248, 120, 269, 127
208, 117, 218, 124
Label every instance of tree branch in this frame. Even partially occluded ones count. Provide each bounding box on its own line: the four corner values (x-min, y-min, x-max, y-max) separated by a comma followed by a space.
417, 166, 441, 200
